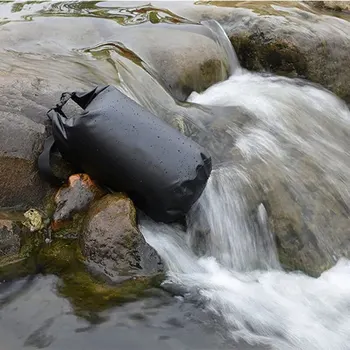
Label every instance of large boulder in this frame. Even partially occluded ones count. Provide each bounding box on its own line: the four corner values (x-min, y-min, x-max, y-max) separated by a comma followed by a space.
172, 1, 350, 102
82, 194, 163, 283
307, 1, 350, 12
260, 169, 349, 276
0, 60, 108, 210
109, 24, 231, 101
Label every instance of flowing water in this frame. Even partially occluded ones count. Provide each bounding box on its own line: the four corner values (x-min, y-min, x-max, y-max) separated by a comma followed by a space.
2, 2, 350, 349
140, 22, 350, 350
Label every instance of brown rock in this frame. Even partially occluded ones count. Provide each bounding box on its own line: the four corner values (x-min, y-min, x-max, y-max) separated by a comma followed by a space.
82, 194, 163, 283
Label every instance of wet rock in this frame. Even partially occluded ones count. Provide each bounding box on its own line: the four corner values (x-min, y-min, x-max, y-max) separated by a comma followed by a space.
85, 23, 231, 101
253, 161, 350, 276
307, 1, 350, 12
82, 194, 163, 283
52, 174, 105, 232
0, 220, 21, 258
0, 110, 49, 209
0, 9, 232, 102
0, 54, 112, 210
175, 2, 350, 102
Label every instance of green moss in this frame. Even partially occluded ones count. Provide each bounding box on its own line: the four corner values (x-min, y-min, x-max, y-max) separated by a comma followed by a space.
59, 271, 164, 318
53, 211, 86, 239
43, 192, 56, 220
35, 239, 164, 318
178, 58, 228, 99
12, 3, 25, 12
37, 239, 83, 274
0, 255, 36, 281
149, 11, 160, 24
20, 231, 42, 258
0, 200, 164, 317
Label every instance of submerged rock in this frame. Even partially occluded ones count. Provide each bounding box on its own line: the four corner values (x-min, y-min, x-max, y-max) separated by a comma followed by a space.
82, 194, 163, 283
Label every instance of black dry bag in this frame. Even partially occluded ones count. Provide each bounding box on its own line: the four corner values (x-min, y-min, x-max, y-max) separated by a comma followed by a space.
38, 85, 212, 223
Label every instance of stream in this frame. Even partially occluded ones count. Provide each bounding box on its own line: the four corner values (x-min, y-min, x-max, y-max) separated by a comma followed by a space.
1, 1, 350, 350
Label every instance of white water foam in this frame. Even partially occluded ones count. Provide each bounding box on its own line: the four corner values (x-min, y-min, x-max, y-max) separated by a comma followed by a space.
141, 65, 350, 349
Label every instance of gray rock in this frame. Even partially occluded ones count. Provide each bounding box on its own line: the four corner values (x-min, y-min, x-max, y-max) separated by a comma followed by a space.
82, 22, 232, 101
172, 2, 350, 102
260, 167, 350, 276
82, 194, 163, 283
0, 111, 49, 209
0, 219, 21, 258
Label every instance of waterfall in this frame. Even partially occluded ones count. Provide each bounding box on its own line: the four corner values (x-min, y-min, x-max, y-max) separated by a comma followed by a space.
140, 20, 350, 350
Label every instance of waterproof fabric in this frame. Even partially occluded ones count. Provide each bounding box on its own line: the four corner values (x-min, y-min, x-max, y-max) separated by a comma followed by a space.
41, 85, 212, 223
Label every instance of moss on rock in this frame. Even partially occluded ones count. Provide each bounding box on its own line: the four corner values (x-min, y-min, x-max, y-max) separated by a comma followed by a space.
230, 34, 307, 78
0, 254, 36, 281
59, 271, 164, 319
36, 239, 164, 318
178, 58, 229, 99
1, 194, 164, 318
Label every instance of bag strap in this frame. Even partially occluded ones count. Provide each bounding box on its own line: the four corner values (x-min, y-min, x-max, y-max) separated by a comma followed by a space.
37, 135, 65, 186
38, 92, 74, 186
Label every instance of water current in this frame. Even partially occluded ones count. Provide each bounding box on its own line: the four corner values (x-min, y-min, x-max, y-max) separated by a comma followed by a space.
141, 19, 350, 350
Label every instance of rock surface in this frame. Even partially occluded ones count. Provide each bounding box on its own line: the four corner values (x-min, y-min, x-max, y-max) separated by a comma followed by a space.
260, 172, 346, 276
0, 111, 48, 209
0, 219, 21, 258
307, 1, 350, 12
112, 24, 231, 101
82, 194, 163, 283
173, 1, 350, 102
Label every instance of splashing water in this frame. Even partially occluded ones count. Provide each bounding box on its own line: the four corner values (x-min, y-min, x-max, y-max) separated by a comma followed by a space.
140, 21, 350, 350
